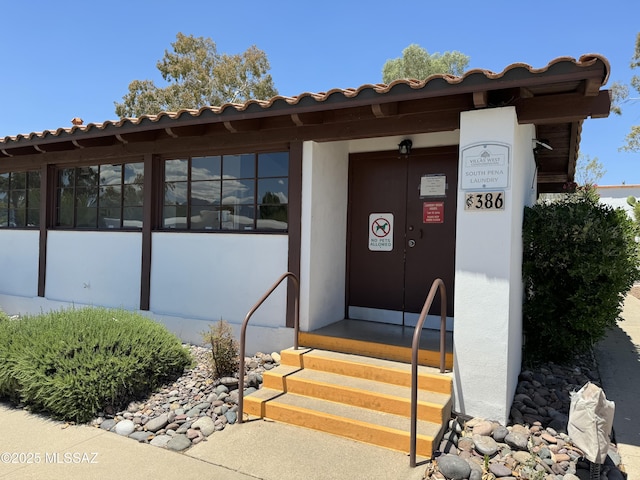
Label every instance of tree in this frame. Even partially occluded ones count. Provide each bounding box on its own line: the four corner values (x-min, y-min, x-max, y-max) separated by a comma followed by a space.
382, 44, 470, 83
115, 33, 278, 118
574, 153, 606, 186
611, 32, 640, 152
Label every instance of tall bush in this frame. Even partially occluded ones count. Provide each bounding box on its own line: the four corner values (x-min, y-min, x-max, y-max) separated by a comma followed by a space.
0, 307, 192, 422
523, 190, 639, 362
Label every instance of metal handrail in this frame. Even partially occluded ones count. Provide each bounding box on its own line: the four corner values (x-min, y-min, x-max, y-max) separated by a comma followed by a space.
409, 278, 447, 467
237, 272, 300, 424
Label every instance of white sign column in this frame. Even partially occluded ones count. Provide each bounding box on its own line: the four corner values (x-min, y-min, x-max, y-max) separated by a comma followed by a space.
453, 106, 537, 424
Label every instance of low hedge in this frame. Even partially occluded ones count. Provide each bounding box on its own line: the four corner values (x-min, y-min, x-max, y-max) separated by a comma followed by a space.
0, 307, 192, 423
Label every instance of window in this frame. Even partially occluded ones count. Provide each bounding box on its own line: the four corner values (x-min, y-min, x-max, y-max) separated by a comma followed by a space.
163, 152, 288, 232
0, 170, 41, 228
56, 163, 144, 229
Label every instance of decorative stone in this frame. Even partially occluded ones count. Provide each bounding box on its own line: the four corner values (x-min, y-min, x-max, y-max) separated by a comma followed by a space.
472, 420, 493, 436
114, 419, 135, 436
436, 454, 471, 480
100, 419, 116, 431
129, 432, 153, 442
225, 410, 237, 424
473, 434, 499, 457
492, 425, 509, 442
488, 463, 512, 477
512, 451, 532, 465
505, 431, 529, 451
145, 413, 169, 433
167, 434, 191, 451
149, 434, 171, 447
220, 377, 238, 388
192, 416, 216, 436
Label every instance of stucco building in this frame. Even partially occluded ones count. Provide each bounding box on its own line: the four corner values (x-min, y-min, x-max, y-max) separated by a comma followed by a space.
0, 54, 611, 425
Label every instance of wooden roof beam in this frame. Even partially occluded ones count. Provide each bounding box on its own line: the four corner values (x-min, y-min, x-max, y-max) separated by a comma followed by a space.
581, 78, 603, 96
371, 102, 398, 118
473, 91, 488, 108
516, 90, 610, 124
291, 112, 324, 126
537, 173, 569, 183
223, 119, 261, 133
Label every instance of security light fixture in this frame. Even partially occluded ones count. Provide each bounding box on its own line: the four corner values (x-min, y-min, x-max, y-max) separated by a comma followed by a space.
398, 139, 413, 155
532, 139, 553, 154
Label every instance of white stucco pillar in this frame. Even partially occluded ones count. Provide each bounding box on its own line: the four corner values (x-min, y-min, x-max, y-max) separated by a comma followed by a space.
299, 141, 350, 333
453, 107, 536, 424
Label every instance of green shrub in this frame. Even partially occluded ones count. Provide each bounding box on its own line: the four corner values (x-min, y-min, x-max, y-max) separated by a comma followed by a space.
202, 319, 239, 379
523, 191, 640, 362
0, 307, 192, 423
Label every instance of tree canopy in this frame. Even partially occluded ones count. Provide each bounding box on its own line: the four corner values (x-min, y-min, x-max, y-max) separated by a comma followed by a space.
575, 153, 606, 186
115, 33, 278, 118
382, 44, 470, 83
611, 32, 640, 152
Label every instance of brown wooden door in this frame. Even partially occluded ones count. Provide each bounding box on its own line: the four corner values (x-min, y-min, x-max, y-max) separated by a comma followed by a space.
347, 146, 457, 324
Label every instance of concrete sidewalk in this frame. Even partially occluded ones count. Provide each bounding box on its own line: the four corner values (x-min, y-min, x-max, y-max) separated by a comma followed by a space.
594, 291, 640, 479
0, 402, 428, 480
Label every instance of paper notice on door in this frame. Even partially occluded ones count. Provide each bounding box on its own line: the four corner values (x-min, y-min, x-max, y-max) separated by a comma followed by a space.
420, 174, 446, 197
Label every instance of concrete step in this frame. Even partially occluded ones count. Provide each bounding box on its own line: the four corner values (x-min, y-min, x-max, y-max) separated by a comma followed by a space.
298, 330, 454, 370
280, 348, 452, 395
247, 391, 442, 458
244, 348, 452, 457
261, 365, 450, 424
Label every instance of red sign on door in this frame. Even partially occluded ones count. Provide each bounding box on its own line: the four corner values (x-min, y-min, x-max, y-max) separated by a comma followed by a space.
423, 202, 444, 224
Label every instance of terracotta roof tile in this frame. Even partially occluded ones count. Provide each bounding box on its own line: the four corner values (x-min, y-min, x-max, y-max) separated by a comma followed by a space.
0, 54, 610, 144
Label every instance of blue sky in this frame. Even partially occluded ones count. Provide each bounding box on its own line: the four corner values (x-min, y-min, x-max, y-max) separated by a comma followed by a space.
1, 0, 638, 185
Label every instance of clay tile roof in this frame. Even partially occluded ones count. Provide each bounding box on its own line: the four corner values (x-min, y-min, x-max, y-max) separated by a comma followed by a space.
0, 54, 610, 146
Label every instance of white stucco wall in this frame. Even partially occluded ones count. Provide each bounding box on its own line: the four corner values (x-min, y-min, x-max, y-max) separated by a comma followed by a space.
0, 230, 39, 297
597, 184, 640, 220
150, 232, 289, 347
46, 231, 142, 308
453, 107, 536, 424
300, 141, 350, 332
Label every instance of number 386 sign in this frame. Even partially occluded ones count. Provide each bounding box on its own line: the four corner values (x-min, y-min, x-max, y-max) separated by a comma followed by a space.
464, 191, 505, 211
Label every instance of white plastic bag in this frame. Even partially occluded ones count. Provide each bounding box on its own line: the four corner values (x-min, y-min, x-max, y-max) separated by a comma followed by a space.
567, 382, 615, 464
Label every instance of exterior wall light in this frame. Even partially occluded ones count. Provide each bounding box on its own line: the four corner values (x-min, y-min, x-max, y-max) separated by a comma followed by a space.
398, 139, 413, 155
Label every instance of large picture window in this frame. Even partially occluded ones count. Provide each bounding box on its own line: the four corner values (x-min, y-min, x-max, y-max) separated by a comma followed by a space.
163, 151, 288, 232
56, 163, 144, 229
0, 170, 41, 228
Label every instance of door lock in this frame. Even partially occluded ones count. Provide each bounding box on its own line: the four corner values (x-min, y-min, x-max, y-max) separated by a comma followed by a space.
408, 239, 416, 248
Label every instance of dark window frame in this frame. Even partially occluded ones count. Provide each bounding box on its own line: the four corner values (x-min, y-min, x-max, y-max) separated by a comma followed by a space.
161, 151, 289, 233
0, 170, 41, 228
54, 162, 144, 230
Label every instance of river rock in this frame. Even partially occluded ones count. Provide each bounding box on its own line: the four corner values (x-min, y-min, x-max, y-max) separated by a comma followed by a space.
192, 416, 216, 436
167, 434, 191, 451
437, 454, 471, 480
473, 434, 499, 457
114, 419, 135, 436
505, 431, 529, 451
145, 413, 169, 432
